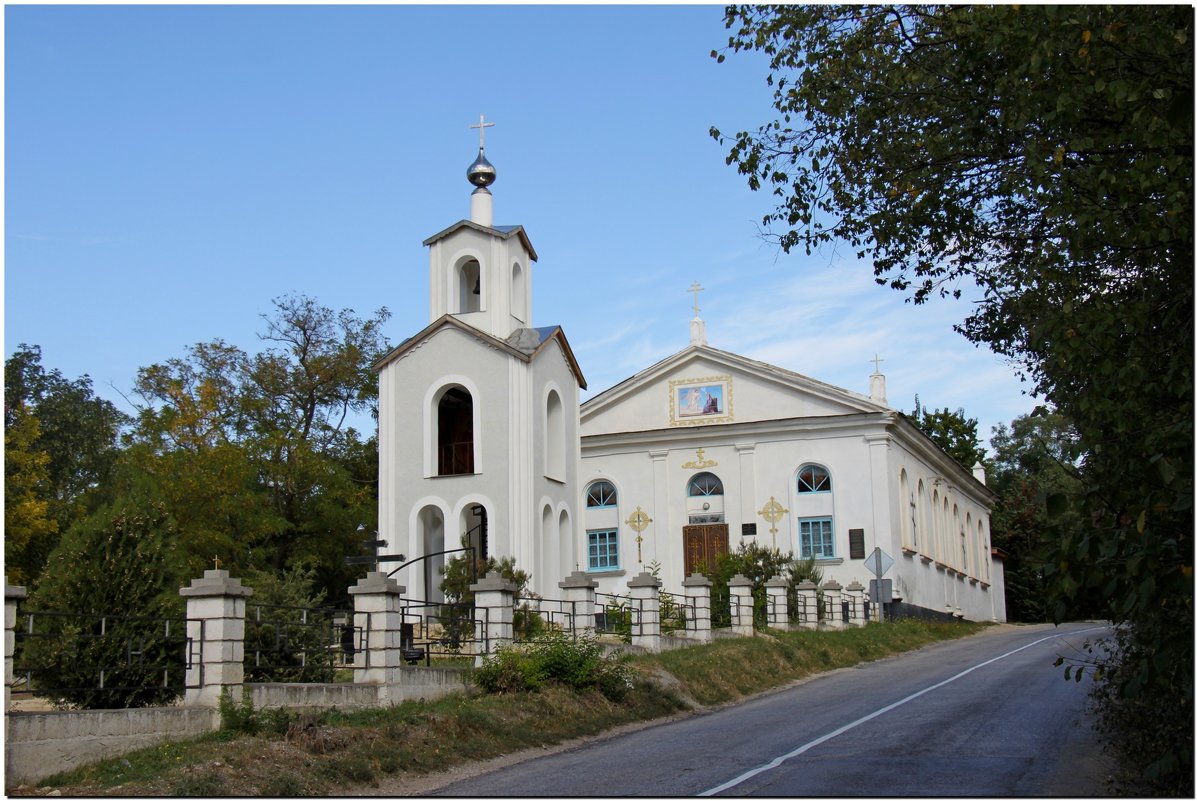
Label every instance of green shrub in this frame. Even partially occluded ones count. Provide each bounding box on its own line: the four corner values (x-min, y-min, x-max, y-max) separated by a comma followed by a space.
474, 632, 633, 701
473, 647, 546, 694
22, 498, 184, 709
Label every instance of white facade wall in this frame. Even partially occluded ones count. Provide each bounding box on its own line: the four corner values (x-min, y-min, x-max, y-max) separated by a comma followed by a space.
578, 347, 1006, 622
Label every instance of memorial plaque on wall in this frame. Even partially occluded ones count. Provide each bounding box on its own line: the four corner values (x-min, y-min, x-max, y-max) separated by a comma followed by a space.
742, 523, 757, 537
849, 528, 866, 559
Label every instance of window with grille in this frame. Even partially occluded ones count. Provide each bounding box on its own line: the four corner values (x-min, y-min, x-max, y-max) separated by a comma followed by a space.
587, 529, 619, 570
799, 517, 835, 559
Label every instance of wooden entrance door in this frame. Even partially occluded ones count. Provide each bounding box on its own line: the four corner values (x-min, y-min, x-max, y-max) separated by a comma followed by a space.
683, 524, 729, 576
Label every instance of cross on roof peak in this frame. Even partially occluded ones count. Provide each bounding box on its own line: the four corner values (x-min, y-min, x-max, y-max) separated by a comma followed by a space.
688, 281, 704, 318
470, 113, 495, 150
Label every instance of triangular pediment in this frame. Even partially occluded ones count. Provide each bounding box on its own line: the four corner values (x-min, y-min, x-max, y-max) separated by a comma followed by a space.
374, 315, 584, 388
580, 344, 885, 437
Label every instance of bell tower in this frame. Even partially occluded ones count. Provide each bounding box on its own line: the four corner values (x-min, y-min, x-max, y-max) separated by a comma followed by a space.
424, 115, 535, 340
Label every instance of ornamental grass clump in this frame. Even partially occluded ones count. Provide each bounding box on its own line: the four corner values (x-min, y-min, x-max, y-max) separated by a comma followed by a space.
474, 632, 633, 701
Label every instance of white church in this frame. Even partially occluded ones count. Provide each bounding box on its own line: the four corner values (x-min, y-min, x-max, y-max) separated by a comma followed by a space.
375, 124, 1006, 624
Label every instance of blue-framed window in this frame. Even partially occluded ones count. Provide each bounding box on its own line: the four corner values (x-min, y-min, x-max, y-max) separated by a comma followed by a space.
799, 518, 835, 559
586, 480, 617, 508
587, 529, 619, 570
797, 464, 831, 493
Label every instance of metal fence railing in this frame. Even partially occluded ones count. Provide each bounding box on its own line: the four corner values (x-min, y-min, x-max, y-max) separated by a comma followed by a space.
513, 595, 579, 643
594, 592, 638, 639
658, 590, 693, 635
245, 602, 352, 683
396, 600, 476, 666
12, 608, 195, 707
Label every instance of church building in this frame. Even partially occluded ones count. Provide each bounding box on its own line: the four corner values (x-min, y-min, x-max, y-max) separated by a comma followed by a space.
375, 123, 1006, 623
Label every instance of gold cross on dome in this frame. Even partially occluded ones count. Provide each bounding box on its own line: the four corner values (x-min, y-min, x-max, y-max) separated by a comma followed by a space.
470, 114, 495, 149
688, 281, 704, 317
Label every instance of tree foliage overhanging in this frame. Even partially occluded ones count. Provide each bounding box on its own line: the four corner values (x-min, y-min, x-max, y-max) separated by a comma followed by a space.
713, 5, 1192, 791
5, 294, 391, 607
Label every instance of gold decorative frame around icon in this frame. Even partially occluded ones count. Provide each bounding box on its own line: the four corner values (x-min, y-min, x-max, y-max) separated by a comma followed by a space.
669, 375, 733, 427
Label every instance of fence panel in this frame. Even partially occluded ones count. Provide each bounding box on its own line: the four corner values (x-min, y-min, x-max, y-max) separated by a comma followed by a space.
658, 590, 693, 635
395, 600, 477, 666
594, 592, 639, 640
245, 602, 350, 682
513, 595, 578, 643
13, 608, 194, 707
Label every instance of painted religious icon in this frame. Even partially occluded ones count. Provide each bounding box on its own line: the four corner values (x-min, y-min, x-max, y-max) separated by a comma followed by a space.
670, 376, 733, 426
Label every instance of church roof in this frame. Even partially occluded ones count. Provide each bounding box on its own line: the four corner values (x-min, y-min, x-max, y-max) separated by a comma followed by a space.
373, 315, 585, 389
421, 220, 538, 261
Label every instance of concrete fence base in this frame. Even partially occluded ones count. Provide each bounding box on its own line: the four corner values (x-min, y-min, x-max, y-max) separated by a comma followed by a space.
5, 667, 473, 788
5, 706, 220, 785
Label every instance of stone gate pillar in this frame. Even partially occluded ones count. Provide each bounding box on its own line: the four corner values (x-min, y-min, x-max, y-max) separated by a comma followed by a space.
845, 581, 867, 627
682, 573, 712, 643
471, 571, 515, 666
627, 571, 661, 653
795, 580, 819, 630
821, 580, 844, 630
728, 574, 755, 637
6, 584, 27, 712
765, 577, 790, 629
179, 570, 253, 707
348, 572, 405, 684
557, 571, 598, 635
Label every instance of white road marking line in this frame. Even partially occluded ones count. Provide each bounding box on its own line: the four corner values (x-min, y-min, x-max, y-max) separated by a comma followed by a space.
698, 626, 1109, 797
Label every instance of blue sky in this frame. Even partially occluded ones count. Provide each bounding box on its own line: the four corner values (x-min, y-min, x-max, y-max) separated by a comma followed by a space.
5, 5, 1038, 450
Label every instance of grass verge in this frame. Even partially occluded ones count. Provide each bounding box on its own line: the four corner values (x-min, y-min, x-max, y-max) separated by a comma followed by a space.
15, 619, 983, 796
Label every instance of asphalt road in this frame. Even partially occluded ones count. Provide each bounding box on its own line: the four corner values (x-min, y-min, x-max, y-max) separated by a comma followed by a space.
431, 622, 1114, 797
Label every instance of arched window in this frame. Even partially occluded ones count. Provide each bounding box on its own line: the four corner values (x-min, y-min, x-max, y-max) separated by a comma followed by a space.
916, 480, 926, 551
545, 389, 565, 479
979, 521, 989, 582
457, 258, 481, 314
584, 480, 619, 572
797, 464, 831, 493
437, 387, 474, 475
899, 470, 912, 549
688, 472, 724, 497
586, 480, 617, 508
511, 261, 527, 322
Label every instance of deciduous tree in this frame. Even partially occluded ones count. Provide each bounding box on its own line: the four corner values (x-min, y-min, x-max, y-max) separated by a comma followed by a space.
125, 295, 390, 601
907, 396, 984, 471
4, 344, 126, 585
712, 6, 1192, 790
